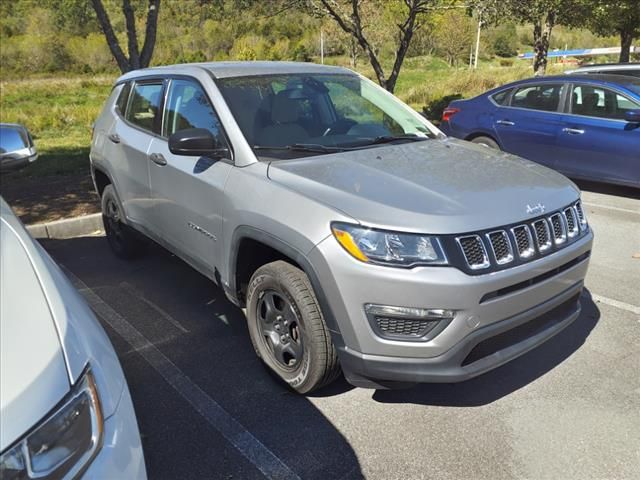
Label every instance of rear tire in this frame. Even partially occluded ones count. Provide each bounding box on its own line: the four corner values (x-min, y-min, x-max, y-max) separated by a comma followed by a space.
101, 184, 146, 259
470, 136, 500, 149
246, 261, 340, 394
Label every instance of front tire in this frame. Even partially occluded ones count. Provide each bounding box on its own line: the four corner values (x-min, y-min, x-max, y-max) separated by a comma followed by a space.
470, 136, 500, 149
101, 184, 146, 259
246, 261, 340, 394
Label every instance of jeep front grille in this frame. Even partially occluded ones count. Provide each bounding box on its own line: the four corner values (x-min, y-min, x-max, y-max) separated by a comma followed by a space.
456, 235, 490, 269
375, 316, 439, 338
455, 201, 588, 272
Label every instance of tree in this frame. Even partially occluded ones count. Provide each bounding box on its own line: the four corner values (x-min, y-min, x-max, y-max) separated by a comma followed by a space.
90, 0, 161, 73
585, 0, 640, 63
503, 0, 578, 75
305, 1, 439, 93
433, 10, 474, 66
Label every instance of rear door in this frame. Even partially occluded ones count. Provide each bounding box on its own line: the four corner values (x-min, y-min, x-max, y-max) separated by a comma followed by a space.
555, 83, 640, 186
106, 80, 164, 227
147, 78, 233, 278
493, 82, 567, 168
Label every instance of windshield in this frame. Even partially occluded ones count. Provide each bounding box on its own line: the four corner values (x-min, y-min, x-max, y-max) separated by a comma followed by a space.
216, 73, 439, 159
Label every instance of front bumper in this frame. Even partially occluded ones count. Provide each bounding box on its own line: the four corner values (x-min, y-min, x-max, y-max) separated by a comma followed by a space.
310, 230, 593, 387
82, 386, 146, 479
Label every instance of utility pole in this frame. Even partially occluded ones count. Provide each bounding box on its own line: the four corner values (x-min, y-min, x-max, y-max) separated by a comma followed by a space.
320, 29, 324, 64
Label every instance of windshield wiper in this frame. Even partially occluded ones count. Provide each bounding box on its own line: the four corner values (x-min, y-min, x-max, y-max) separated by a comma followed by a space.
253, 143, 344, 153
361, 134, 431, 146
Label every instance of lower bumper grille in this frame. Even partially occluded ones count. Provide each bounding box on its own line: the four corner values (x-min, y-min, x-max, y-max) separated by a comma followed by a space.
462, 292, 581, 366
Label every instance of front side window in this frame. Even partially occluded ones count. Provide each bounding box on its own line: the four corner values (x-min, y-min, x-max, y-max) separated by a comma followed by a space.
511, 84, 564, 112
162, 79, 225, 145
571, 84, 640, 120
126, 82, 163, 132
217, 73, 437, 159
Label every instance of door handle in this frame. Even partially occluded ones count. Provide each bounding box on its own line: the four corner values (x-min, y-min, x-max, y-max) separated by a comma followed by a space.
149, 152, 167, 166
562, 128, 585, 135
496, 120, 515, 126
108, 133, 120, 143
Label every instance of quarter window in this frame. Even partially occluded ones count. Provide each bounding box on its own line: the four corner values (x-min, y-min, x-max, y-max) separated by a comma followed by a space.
491, 89, 511, 106
571, 84, 640, 120
511, 84, 564, 112
126, 82, 163, 132
115, 82, 131, 115
163, 79, 225, 145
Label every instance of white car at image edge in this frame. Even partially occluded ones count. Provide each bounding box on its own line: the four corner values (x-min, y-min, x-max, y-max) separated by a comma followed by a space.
0, 197, 146, 479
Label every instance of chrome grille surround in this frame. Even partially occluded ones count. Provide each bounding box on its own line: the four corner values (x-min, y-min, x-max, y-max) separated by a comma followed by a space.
486, 230, 514, 265
549, 213, 567, 245
456, 235, 490, 270
532, 219, 552, 253
510, 224, 535, 259
574, 201, 587, 229
564, 207, 579, 238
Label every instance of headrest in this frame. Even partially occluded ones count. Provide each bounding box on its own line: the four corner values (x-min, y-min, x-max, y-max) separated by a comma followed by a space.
271, 91, 300, 124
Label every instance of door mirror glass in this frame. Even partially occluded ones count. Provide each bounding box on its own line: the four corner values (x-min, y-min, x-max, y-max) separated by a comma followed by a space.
168, 128, 228, 157
0, 125, 31, 158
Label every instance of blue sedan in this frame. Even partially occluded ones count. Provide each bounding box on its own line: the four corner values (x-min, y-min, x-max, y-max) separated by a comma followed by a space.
439, 74, 640, 188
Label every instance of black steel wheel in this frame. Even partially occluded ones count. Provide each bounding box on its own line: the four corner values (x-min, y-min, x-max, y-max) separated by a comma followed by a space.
101, 185, 146, 259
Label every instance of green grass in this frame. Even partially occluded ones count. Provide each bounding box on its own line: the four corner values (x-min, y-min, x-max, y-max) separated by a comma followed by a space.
0, 76, 114, 178
0, 57, 570, 178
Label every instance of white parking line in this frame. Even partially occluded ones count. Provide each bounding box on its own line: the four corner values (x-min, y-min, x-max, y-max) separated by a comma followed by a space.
582, 202, 640, 215
63, 267, 300, 480
588, 292, 640, 316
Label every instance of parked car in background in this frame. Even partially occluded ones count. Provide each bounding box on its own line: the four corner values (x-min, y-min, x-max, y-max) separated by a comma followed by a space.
0, 197, 146, 479
440, 74, 640, 188
565, 62, 640, 78
90, 62, 592, 394
0, 123, 38, 172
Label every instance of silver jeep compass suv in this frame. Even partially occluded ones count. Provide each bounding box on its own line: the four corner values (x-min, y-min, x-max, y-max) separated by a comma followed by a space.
90, 62, 593, 393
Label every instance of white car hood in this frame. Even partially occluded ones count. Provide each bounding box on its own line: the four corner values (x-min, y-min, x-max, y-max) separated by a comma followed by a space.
0, 218, 70, 451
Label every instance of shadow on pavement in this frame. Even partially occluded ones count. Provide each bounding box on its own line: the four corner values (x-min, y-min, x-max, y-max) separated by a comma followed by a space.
372, 290, 600, 407
41, 235, 363, 480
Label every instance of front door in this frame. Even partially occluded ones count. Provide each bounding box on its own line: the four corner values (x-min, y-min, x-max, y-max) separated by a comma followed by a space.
147, 78, 233, 278
493, 82, 567, 168
555, 83, 640, 187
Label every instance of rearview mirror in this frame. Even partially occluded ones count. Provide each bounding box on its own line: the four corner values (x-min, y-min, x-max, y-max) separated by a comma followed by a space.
168, 128, 229, 158
624, 109, 640, 123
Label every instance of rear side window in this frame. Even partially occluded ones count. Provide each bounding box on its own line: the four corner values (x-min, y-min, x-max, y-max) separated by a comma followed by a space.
511, 84, 565, 112
126, 82, 163, 132
491, 89, 511, 105
162, 79, 226, 145
571, 84, 640, 120
115, 82, 131, 115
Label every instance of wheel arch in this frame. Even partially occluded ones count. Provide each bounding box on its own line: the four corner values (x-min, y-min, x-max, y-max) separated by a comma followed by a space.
464, 131, 502, 149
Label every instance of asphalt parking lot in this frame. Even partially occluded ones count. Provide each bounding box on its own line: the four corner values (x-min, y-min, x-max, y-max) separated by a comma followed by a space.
41, 182, 640, 480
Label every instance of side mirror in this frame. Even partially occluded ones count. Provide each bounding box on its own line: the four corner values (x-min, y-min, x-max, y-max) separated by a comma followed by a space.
624, 109, 640, 123
168, 128, 229, 158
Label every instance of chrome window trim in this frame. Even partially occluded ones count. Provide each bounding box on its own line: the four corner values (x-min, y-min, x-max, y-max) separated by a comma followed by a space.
485, 230, 514, 265
532, 219, 552, 253
549, 213, 568, 245
510, 224, 535, 259
456, 235, 490, 270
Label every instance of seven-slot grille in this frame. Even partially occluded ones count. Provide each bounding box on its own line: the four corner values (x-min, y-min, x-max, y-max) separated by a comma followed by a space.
456, 201, 587, 271
456, 235, 489, 269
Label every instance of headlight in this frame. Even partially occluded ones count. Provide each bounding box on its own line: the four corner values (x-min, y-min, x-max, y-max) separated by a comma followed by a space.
331, 222, 447, 267
0, 369, 103, 480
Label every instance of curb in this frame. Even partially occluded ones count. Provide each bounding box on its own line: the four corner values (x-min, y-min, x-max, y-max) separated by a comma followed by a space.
27, 213, 104, 239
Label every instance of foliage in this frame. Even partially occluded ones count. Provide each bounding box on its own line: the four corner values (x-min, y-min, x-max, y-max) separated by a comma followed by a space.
582, 0, 640, 62
422, 93, 464, 122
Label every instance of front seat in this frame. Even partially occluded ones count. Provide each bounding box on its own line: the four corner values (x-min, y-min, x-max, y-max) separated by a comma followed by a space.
255, 91, 309, 146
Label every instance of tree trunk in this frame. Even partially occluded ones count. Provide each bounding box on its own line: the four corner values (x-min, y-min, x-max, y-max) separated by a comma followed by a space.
532, 11, 555, 76
619, 29, 632, 63
140, 0, 161, 68
91, 0, 131, 73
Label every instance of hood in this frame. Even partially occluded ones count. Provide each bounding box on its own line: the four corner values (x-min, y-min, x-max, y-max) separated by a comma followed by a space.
267, 138, 579, 234
0, 216, 69, 451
